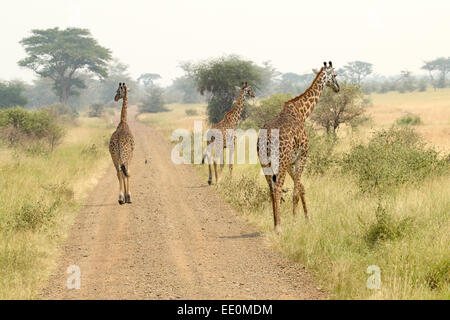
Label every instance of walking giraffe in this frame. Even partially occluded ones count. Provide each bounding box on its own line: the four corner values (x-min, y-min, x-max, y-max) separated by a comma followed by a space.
109, 83, 135, 205
258, 62, 340, 232
202, 82, 256, 185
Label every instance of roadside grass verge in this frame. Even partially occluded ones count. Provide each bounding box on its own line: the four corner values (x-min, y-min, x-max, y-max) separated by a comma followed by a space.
0, 117, 111, 299
139, 100, 449, 300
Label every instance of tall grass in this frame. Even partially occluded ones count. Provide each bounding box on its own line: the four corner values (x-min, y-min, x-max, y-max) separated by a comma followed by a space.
196, 127, 449, 300
0, 117, 111, 299
141, 99, 449, 300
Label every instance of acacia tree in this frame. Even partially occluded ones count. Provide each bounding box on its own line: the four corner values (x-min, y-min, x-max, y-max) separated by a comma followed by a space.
0, 81, 28, 109
138, 73, 162, 88
339, 61, 373, 84
422, 57, 450, 89
186, 55, 263, 123
18, 28, 111, 105
311, 81, 369, 134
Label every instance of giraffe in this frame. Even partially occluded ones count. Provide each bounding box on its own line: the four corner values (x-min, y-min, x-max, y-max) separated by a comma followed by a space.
202, 82, 256, 185
258, 62, 340, 232
109, 82, 135, 205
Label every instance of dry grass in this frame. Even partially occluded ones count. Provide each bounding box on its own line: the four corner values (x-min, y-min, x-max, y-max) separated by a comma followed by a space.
139, 90, 449, 300
137, 103, 207, 139
368, 88, 450, 152
0, 116, 111, 299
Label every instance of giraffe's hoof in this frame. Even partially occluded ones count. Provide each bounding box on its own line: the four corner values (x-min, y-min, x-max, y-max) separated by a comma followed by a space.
118, 193, 125, 205
125, 194, 132, 204
208, 179, 212, 186
274, 225, 282, 233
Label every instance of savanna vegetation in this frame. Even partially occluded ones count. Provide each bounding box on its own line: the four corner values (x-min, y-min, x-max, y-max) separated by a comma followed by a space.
0, 107, 112, 299
1, 23, 448, 300
139, 86, 450, 300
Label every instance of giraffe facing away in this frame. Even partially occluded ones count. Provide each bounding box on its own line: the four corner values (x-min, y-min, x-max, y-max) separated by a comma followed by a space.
109, 83, 135, 205
258, 62, 340, 232
202, 82, 256, 185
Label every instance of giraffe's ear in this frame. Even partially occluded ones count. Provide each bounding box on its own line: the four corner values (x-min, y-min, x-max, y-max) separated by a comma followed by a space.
127, 88, 132, 92
312, 68, 319, 75
235, 86, 241, 91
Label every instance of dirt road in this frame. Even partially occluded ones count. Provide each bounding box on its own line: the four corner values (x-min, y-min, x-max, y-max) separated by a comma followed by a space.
41, 113, 324, 300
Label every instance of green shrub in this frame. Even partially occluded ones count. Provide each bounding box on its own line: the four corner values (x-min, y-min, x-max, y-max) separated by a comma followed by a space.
396, 113, 422, 126
40, 103, 77, 123
305, 126, 338, 175
424, 259, 450, 290
219, 172, 269, 211
88, 103, 104, 118
242, 93, 291, 129
11, 183, 73, 230
341, 127, 448, 193
364, 203, 414, 247
139, 86, 168, 114
185, 108, 199, 116
0, 107, 66, 151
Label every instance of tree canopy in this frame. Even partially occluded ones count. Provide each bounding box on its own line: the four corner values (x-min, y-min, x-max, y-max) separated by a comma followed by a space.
339, 61, 373, 84
18, 27, 111, 105
138, 73, 162, 87
0, 81, 28, 109
186, 55, 264, 123
422, 57, 450, 88
311, 81, 369, 134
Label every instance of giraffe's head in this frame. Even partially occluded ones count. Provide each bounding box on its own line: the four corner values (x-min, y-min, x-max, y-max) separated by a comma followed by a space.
236, 82, 256, 99
314, 62, 340, 93
114, 83, 131, 102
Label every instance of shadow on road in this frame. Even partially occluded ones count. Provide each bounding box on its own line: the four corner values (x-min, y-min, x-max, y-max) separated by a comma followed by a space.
219, 232, 261, 239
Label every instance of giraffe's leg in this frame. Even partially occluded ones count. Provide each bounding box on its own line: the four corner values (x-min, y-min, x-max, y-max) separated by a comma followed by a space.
205, 144, 213, 185
213, 159, 219, 184
290, 158, 308, 219
228, 146, 234, 178
117, 170, 125, 205
272, 186, 283, 233
266, 169, 287, 232
125, 166, 132, 204
207, 162, 213, 185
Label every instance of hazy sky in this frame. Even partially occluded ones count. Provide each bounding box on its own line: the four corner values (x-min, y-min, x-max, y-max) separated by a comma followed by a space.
1, 0, 449, 85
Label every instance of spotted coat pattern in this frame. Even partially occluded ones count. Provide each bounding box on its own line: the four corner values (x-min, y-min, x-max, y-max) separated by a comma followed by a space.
204, 82, 255, 185
109, 83, 135, 205
258, 63, 340, 231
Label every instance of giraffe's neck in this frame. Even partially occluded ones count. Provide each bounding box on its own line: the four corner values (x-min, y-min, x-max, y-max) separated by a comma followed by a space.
286, 68, 325, 121
120, 91, 128, 124
225, 89, 246, 127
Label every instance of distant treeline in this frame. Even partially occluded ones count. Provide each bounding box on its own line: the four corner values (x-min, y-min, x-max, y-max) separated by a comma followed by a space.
0, 26, 449, 112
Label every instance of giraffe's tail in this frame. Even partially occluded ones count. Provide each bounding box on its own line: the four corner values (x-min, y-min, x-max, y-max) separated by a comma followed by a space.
121, 164, 129, 178
202, 152, 207, 165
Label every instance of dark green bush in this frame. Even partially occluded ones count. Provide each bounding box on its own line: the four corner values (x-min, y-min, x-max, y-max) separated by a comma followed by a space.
396, 114, 422, 126
185, 108, 199, 116
341, 127, 448, 193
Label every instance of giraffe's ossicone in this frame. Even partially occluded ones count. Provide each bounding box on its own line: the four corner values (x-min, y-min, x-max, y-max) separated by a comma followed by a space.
109, 82, 135, 205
